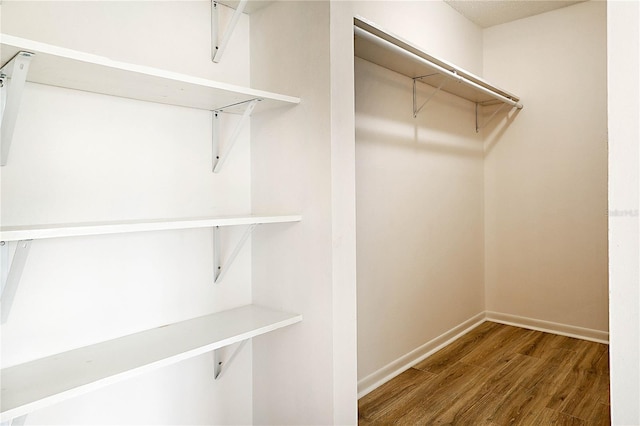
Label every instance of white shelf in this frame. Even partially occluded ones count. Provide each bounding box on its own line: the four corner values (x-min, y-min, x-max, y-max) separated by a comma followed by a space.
354, 17, 522, 107
0, 304, 302, 421
0, 215, 301, 242
0, 34, 300, 114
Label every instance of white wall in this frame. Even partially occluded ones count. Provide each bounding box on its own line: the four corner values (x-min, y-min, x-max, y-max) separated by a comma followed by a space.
1, 2, 254, 424
249, 2, 336, 424
353, 1, 485, 390
608, 1, 640, 423
483, 1, 609, 333
329, 2, 359, 423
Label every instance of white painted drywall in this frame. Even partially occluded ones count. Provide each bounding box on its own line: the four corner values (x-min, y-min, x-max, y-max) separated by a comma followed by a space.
483, 1, 609, 332
608, 0, 640, 423
249, 2, 335, 424
1, 2, 254, 424
329, 2, 359, 424
353, 0, 485, 385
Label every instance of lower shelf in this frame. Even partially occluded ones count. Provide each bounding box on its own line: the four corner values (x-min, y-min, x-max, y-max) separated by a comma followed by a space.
0, 304, 302, 421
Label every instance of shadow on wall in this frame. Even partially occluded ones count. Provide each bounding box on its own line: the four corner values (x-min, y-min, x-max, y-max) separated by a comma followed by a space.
482, 104, 523, 155
355, 57, 490, 159
355, 123, 483, 159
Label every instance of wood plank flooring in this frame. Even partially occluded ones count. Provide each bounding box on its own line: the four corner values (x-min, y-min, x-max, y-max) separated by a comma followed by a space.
358, 322, 610, 425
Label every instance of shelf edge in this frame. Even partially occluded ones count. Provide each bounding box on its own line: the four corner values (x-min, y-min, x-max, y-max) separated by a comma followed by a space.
0, 306, 302, 421
0, 34, 300, 108
0, 215, 302, 242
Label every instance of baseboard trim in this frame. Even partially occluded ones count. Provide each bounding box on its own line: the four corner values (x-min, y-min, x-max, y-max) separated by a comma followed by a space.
485, 311, 609, 344
357, 312, 485, 398
357, 310, 609, 399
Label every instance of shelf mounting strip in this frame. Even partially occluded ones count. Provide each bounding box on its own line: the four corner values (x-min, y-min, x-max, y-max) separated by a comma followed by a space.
1, 51, 33, 166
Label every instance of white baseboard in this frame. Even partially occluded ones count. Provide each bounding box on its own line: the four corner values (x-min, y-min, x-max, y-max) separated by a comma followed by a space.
485, 311, 609, 344
357, 311, 485, 398
357, 310, 609, 399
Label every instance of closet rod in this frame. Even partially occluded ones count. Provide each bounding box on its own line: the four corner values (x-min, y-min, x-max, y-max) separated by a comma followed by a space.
353, 26, 524, 110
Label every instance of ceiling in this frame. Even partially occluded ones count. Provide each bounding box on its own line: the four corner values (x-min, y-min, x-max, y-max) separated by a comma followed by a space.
444, 0, 587, 28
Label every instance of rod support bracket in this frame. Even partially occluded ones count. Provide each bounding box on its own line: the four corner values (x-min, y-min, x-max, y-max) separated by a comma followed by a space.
475, 102, 508, 133
412, 75, 447, 118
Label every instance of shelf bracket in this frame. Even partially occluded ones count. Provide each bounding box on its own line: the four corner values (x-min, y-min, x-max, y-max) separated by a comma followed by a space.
211, 0, 248, 63
413, 74, 447, 118
1, 240, 32, 323
475, 102, 508, 133
213, 339, 248, 380
212, 98, 259, 173
1, 51, 34, 166
213, 224, 257, 284
1, 414, 28, 426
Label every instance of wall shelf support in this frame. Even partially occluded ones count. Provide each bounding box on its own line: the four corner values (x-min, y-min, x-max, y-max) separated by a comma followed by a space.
212, 98, 258, 173
213, 339, 248, 380
413, 75, 448, 118
213, 224, 257, 284
475, 102, 508, 133
1, 51, 33, 166
211, 0, 248, 63
1, 240, 31, 323
1, 414, 28, 426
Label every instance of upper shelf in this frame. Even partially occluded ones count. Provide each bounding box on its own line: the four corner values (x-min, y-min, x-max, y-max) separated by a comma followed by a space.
0, 34, 300, 114
0, 215, 302, 242
0, 304, 302, 421
217, 0, 272, 14
353, 17, 522, 108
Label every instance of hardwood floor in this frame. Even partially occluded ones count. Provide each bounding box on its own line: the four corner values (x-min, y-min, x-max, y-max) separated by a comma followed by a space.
358, 322, 610, 425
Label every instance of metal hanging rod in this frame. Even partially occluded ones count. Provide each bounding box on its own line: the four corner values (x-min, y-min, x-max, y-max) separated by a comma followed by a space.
353, 22, 523, 110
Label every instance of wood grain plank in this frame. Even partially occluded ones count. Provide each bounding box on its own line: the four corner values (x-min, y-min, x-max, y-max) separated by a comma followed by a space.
530, 407, 586, 425
358, 323, 610, 426
372, 361, 488, 424
481, 353, 542, 395
560, 370, 610, 422
358, 368, 436, 422
459, 324, 534, 369
595, 346, 610, 376
409, 361, 499, 424
516, 330, 571, 360
590, 402, 611, 425
413, 321, 500, 374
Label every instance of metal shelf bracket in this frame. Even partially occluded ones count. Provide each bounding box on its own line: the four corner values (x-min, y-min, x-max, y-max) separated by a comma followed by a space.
475, 102, 508, 133
1, 240, 32, 323
413, 75, 448, 118
211, 0, 248, 63
212, 98, 259, 173
213, 224, 257, 284
1, 414, 28, 426
1, 51, 34, 166
213, 339, 248, 380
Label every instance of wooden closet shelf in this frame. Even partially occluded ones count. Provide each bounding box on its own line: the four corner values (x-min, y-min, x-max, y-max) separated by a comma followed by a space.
0, 305, 302, 421
0, 34, 300, 114
0, 215, 302, 242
